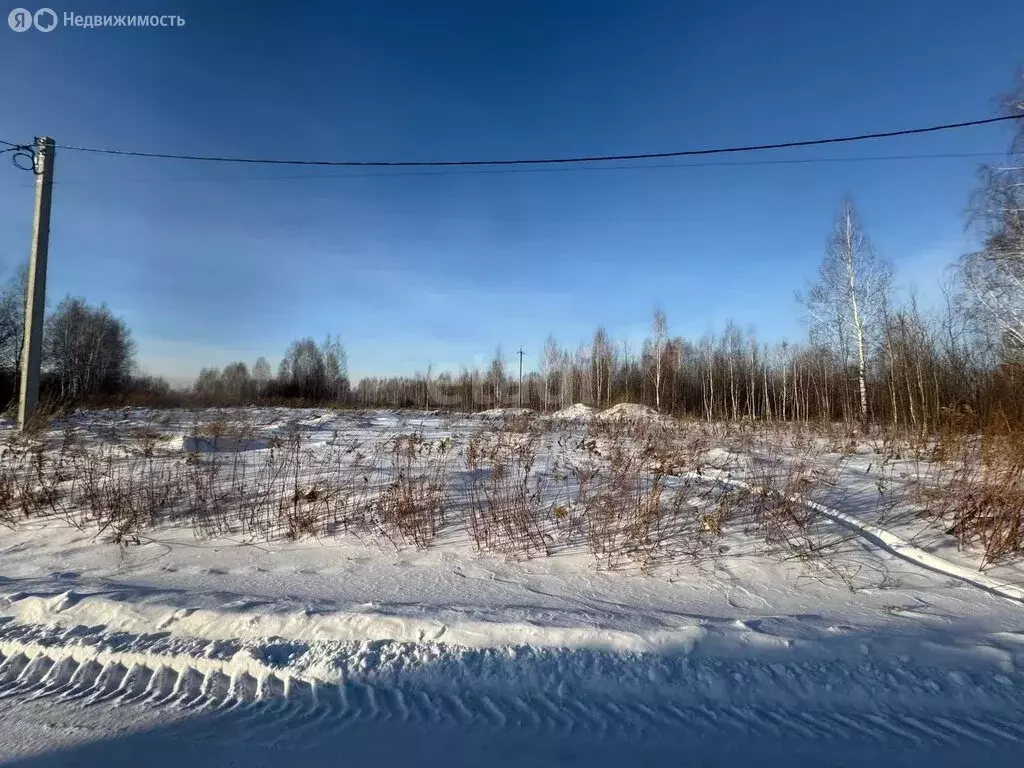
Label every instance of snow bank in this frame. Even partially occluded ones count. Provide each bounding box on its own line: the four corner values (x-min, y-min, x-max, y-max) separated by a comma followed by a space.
596, 403, 670, 423
478, 408, 535, 419
4, 609, 1022, 761
2, 591, 698, 655
550, 403, 598, 421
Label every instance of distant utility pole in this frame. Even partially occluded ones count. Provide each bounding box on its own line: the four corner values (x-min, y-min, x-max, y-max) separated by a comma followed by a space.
517, 347, 525, 408
18, 137, 55, 431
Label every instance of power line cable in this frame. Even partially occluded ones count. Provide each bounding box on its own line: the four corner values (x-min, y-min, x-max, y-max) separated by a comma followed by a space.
9, 114, 1019, 169
12, 150, 1007, 187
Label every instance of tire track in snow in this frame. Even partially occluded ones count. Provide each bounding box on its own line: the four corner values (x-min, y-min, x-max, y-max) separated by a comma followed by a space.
694, 471, 1024, 605
2, 622, 1023, 751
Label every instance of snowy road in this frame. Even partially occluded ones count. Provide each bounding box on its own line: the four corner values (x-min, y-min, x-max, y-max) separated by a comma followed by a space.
1, 618, 1023, 767
3, 694, 1018, 768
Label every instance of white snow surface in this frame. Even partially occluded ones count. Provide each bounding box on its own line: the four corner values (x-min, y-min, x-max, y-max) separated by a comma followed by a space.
0, 407, 1023, 766
477, 407, 535, 419
549, 403, 598, 421
596, 402, 669, 422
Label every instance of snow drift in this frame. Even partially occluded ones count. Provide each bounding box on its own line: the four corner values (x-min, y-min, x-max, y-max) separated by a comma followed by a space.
596, 403, 670, 423
550, 403, 598, 421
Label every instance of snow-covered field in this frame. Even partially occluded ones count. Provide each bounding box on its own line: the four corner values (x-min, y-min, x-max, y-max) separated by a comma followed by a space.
0, 407, 1022, 766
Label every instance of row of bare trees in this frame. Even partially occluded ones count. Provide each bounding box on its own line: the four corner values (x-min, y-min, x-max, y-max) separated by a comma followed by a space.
0, 273, 139, 405
44, 297, 135, 400
193, 336, 350, 404
351, 298, 1010, 429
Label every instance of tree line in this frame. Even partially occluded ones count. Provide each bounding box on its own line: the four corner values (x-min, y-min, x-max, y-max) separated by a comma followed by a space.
352, 188, 1020, 428
0, 272, 151, 407
0, 268, 355, 411
192, 336, 350, 405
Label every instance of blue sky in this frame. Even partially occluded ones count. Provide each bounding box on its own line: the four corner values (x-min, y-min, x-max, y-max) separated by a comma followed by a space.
0, 0, 1022, 385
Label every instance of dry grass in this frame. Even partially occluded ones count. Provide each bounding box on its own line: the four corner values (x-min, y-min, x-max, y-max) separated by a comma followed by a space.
465, 429, 548, 558
376, 433, 451, 549
927, 415, 1024, 567
1, 410, 1022, 581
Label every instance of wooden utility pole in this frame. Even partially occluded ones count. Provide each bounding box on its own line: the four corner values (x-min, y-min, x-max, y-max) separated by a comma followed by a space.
517, 347, 525, 408
18, 137, 55, 431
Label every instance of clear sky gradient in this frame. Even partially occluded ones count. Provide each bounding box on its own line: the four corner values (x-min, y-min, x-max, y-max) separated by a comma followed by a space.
1, 0, 1022, 385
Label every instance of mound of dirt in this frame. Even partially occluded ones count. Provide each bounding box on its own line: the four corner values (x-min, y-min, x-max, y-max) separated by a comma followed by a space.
596, 403, 667, 422
550, 403, 599, 421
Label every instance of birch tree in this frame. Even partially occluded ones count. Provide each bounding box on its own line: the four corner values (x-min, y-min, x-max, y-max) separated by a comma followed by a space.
280, 338, 327, 399
253, 357, 271, 398
541, 335, 559, 411
222, 361, 250, 403
488, 347, 506, 406
320, 336, 349, 401
650, 309, 668, 411
0, 267, 27, 377
959, 169, 1024, 363
591, 326, 612, 408
700, 335, 715, 422
799, 199, 891, 423
44, 297, 134, 399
